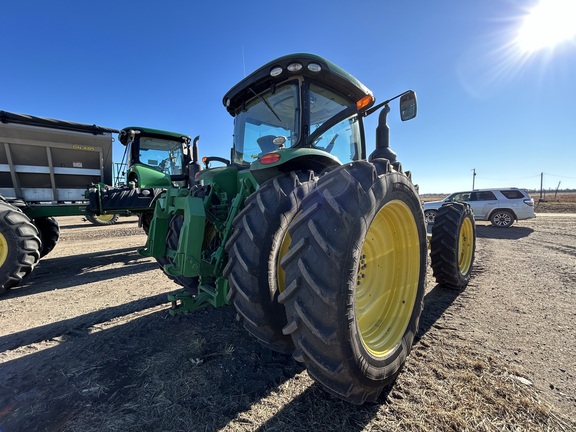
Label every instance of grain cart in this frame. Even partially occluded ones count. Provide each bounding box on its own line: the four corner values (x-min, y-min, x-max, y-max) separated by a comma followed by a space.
141, 53, 476, 404
0, 111, 193, 295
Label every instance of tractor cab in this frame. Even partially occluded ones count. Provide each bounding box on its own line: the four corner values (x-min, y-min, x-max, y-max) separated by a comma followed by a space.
118, 127, 192, 188
222, 53, 415, 183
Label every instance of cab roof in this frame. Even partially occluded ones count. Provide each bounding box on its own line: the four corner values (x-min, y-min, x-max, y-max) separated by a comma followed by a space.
121, 126, 190, 141
222, 53, 373, 116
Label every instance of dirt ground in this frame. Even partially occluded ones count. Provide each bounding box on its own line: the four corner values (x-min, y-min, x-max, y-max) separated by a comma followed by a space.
0, 213, 575, 431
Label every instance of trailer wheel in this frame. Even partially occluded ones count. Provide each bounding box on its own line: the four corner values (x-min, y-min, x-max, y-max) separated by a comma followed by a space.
430, 202, 476, 289
279, 160, 427, 404
224, 171, 317, 354
86, 213, 120, 226
0, 202, 41, 295
33, 217, 60, 258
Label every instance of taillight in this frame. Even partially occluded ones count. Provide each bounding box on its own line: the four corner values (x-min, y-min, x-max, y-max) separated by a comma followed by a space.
260, 153, 281, 164
523, 199, 534, 206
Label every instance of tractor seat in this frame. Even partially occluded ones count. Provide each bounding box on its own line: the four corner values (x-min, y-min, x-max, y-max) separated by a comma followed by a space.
257, 135, 277, 155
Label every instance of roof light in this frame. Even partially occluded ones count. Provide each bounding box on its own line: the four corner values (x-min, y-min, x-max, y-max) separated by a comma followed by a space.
270, 67, 283, 77
356, 95, 374, 110
307, 63, 322, 72
260, 153, 281, 164
287, 62, 303, 72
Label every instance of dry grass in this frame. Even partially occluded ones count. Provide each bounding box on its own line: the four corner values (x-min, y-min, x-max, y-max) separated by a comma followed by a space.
38, 307, 571, 432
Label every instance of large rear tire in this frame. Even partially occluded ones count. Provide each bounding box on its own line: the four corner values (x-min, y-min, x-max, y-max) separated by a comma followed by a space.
33, 217, 60, 258
279, 160, 427, 404
0, 202, 42, 295
86, 213, 120, 226
430, 202, 476, 289
224, 171, 317, 354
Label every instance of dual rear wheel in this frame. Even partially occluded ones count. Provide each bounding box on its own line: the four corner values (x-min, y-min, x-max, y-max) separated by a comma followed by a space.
221, 162, 475, 404
226, 160, 428, 404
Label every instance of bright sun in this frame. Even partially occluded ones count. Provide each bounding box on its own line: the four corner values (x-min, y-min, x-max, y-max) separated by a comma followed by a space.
516, 0, 576, 53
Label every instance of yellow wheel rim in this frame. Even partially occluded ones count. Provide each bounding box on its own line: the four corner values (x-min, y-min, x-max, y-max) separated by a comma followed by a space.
276, 230, 291, 293
95, 214, 116, 222
355, 200, 420, 357
458, 217, 474, 276
0, 232, 8, 267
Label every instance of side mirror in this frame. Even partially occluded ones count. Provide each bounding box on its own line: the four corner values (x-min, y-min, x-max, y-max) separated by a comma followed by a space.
400, 91, 417, 121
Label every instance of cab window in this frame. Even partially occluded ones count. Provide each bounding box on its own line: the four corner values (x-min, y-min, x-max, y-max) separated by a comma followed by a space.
232, 82, 299, 164
309, 83, 361, 163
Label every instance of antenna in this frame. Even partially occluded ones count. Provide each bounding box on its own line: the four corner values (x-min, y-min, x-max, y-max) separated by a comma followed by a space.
242, 44, 246, 77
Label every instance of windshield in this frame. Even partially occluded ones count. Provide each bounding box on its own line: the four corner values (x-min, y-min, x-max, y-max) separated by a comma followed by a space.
309, 83, 362, 163
137, 137, 186, 177
232, 82, 299, 164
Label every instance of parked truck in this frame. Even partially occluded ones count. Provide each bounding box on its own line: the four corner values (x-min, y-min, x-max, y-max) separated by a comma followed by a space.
141, 53, 477, 403
0, 111, 192, 295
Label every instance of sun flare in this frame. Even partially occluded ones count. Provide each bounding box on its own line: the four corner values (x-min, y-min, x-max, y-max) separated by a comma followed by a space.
516, 0, 576, 53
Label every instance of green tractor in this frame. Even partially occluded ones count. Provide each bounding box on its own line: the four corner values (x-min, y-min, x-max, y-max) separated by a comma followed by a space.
87, 127, 195, 232
141, 53, 476, 404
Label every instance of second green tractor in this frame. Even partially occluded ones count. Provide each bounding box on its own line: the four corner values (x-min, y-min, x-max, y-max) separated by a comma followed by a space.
141, 53, 476, 404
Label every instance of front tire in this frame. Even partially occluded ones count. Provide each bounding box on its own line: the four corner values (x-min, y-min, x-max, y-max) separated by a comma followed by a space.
279, 160, 427, 404
157, 214, 199, 292
430, 202, 476, 289
0, 202, 41, 295
224, 171, 317, 354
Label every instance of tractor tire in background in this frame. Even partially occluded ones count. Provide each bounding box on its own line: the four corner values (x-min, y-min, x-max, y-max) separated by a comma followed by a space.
85, 213, 120, 226
224, 171, 317, 354
0, 201, 42, 295
33, 217, 60, 258
430, 202, 476, 289
279, 160, 427, 404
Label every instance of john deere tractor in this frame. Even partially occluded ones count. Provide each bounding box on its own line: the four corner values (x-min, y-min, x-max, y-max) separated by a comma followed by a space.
87, 126, 194, 232
140, 53, 476, 404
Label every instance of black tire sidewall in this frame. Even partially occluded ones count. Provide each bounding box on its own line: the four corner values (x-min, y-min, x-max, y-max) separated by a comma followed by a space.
344, 171, 427, 382
281, 161, 427, 397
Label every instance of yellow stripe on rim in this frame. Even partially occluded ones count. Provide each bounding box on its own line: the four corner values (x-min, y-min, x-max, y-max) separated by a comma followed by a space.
0, 232, 9, 267
276, 230, 291, 293
458, 217, 474, 275
355, 200, 420, 357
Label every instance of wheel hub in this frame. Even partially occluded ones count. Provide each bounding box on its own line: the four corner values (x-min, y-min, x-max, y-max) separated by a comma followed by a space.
355, 200, 420, 357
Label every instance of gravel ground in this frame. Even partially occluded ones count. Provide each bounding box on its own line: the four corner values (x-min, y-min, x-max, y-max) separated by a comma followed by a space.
0, 214, 574, 431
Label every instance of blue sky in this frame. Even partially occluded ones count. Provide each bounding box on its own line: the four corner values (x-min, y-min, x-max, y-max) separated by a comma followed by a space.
2, 0, 575, 194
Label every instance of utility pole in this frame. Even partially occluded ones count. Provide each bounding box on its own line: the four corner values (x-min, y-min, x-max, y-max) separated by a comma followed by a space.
540, 172, 544, 201
472, 169, 476, 190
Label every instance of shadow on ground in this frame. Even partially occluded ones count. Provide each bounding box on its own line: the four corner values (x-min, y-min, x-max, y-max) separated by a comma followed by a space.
476, 225, 533, 240
6, 248, 156, 299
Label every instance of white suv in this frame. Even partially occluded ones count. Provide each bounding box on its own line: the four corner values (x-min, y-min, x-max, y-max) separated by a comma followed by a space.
423, 188, 536, 228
